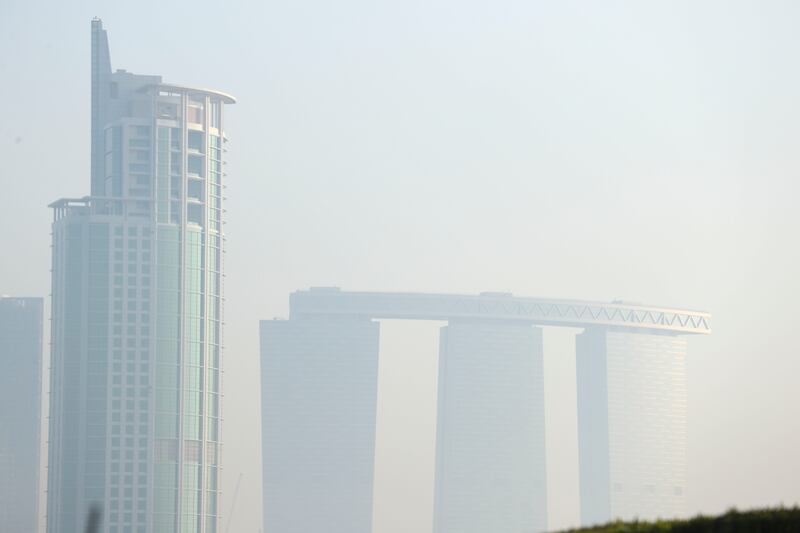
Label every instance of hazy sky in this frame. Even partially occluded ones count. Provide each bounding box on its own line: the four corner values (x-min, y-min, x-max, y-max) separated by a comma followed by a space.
2, 1, 799, 531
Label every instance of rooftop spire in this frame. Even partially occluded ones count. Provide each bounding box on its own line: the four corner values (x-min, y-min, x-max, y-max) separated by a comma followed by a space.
90, 18, 111, 195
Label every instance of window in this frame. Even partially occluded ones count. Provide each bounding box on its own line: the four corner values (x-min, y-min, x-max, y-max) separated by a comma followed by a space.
187, 180, 204, 201
187, 204, 203, 226
130, 138, 149, 148
210, 101, 220, 128
157, 103, 178, 120
170, 128, 181, 151
187, 105, 203, 124
187, 155, 204, 176
185, 440, 202, 463
188, 131, 204, 152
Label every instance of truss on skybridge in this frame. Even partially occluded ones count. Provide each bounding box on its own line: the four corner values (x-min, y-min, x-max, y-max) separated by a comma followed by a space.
289, 288, 711, 335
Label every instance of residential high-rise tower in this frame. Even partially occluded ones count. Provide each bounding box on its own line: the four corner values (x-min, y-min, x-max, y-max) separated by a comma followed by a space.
47, 19, 234, 533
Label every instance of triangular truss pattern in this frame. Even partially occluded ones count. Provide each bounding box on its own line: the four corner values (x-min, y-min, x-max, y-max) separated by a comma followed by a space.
291, 290, 712, 335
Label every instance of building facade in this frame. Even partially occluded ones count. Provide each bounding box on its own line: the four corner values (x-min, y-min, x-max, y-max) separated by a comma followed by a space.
433, 321, 547, 533
0, 297, 44, 533
47, 19, 234, 533
260, 317, 380, 533
264, 288, 708, 532
577, 328, 688, 526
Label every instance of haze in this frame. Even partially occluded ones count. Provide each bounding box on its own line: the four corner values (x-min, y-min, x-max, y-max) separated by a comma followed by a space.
1, 1, 799, 532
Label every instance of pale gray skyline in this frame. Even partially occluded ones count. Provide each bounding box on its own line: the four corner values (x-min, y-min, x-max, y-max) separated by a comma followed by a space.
1, 1, 799, 532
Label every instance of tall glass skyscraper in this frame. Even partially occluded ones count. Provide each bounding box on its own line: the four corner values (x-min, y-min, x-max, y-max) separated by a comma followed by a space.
47, 19, 234, 533
0, 297, 43, 533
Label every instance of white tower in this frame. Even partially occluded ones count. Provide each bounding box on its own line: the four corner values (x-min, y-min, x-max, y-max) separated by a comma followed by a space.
47, 19, 234, 533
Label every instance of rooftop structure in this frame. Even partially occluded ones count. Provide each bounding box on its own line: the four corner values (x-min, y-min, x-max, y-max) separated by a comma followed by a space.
290, 288, 711, 334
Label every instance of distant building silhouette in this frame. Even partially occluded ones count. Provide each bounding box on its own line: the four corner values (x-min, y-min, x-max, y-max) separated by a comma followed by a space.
577, 328, 689, 525
260, 316, 380, 533
0, 297, 43, 533
47, 19, 234, 533
260, 288, 709, 533
433, 321, 547, 533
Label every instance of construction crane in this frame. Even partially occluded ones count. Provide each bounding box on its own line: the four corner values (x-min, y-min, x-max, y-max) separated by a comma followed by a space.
225, 472, 244, 533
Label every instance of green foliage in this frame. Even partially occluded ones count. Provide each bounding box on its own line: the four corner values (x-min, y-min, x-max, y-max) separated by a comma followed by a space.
559, 507, 800, 533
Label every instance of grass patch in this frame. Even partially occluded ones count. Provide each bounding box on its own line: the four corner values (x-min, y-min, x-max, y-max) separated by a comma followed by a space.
560, 507, 800, 532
